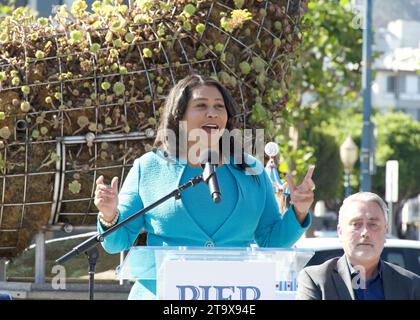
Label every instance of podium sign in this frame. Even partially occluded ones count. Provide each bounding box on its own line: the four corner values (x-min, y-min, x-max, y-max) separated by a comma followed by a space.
158, 260, 276, 300
116, 246, 314, 300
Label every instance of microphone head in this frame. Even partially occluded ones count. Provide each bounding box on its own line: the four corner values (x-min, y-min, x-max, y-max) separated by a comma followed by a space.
199, 149, 219, 168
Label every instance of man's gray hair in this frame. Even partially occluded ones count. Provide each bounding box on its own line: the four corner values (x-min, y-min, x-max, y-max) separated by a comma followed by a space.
338, 192, 388, 225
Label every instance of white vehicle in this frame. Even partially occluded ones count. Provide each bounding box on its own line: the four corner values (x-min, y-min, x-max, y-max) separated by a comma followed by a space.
294, 237, 420, 276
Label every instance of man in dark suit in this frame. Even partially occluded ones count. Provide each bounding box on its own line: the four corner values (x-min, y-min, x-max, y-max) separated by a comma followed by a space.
297, 192, 420, 300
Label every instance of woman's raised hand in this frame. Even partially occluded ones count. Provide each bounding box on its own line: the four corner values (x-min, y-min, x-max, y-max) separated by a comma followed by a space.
94, 175, 119, 221
286, 165, 316, 224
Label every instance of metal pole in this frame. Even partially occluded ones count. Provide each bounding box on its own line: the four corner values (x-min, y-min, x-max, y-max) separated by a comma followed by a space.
345, 172, 351, 198
388, 201, 393, 236
35, 231, 46, 285
0, 258, 7, 282
360, 0, 373, 192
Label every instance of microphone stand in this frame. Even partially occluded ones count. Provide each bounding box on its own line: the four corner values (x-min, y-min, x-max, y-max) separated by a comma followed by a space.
56, 173, 210, 300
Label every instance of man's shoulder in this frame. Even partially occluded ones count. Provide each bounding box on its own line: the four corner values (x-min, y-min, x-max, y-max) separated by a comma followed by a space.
384, 261, 420, 281
301, 257, 341, 278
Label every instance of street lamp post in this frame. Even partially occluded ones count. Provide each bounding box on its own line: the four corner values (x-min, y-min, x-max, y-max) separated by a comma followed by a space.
340, 136, 359, 199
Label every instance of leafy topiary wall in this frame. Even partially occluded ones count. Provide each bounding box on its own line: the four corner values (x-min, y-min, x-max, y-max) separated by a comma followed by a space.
0, 0, 308, 257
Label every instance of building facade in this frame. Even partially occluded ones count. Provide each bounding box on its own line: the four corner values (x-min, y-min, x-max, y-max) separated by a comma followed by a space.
373, 20, 420, 121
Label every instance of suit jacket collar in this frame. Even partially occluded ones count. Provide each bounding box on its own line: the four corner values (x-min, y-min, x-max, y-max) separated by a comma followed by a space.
333, 255, 356, 300
335, 255, 397, 300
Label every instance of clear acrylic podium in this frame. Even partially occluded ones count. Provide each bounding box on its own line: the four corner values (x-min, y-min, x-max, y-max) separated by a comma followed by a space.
116, 246, 314, 300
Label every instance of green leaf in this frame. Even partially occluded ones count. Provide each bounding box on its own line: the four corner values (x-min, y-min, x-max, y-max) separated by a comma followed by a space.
69, 180, 82, 194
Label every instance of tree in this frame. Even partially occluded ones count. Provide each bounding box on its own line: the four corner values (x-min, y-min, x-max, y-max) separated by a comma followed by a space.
268, 0, 420, 224
273, 0, 363, 201
292, 0, 363, 122
312, 106, 363, 200
315, 108, 420, 204
0, 1, 14, 17
372, 112, 420, 200
307, 128, 342, 201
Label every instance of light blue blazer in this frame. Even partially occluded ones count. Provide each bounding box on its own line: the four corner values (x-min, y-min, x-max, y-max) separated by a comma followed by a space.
98, 151, 311, 299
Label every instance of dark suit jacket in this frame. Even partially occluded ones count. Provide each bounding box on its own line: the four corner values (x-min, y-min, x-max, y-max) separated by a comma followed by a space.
297, 255, 420, 300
